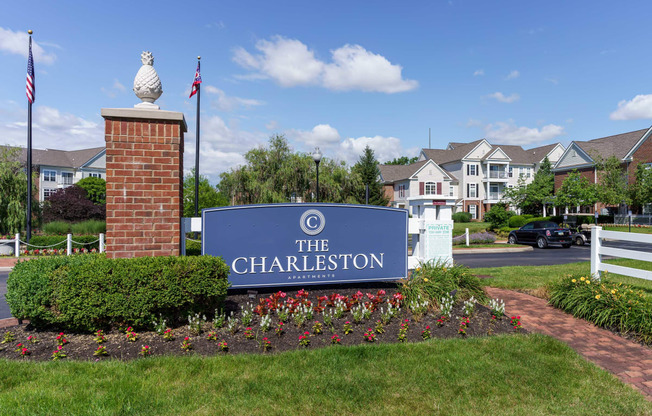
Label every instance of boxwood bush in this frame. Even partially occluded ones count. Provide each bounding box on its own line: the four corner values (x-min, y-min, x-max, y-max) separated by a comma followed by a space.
508, 215, 527, 228
452, 212, 472, 223
6, 254, 230, 331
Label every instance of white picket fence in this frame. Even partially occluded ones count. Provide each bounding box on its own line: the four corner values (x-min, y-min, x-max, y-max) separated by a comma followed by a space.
590, 226, 652, 280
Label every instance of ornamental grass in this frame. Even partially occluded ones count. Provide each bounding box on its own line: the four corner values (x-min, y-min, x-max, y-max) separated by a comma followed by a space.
548, 273, 652, 344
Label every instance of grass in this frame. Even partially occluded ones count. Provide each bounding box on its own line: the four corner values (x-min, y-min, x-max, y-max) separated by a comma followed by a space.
0, 334, 649, 415
472, 259, 652, 294
453, 221, 490, 236
603, 225, 652, 234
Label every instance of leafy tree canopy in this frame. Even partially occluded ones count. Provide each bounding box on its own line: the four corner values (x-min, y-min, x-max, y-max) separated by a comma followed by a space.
630, 163, 652, 210
502, 157, 554, 215
76, 177, 106, 205
384, 156, 418, 165
593, 155, 630, 206
0, 147, 28, 235
183, 170, 228, 217
555, 170, 598, 209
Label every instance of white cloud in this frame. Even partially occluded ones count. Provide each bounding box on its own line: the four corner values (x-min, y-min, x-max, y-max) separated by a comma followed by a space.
266, 120, 279, 131
204, 85, 264, 112
337, 135, 413, 166
0, 104, 103, 150
466, 118, 483, 128
287, 124, 341, 148
486, 92, 520, 103
610, 94, 652, 120
473, 69, 484, 76
233, 36, 418, 93
483, 120, 564, 145
505, 70, 520, 80
101, 79, 127, 98
545, 77, 559, 85
0, 27, 57, 64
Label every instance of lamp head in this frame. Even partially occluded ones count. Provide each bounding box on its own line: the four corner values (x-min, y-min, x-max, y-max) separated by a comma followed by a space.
312, 147, 322, 163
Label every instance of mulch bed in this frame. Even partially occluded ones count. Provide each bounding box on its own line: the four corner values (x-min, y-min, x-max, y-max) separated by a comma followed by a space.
0, 284, 524, 361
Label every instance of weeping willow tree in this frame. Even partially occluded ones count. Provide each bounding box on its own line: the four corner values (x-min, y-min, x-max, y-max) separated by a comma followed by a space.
218, 135, 362, 204
0, 147, 30, 235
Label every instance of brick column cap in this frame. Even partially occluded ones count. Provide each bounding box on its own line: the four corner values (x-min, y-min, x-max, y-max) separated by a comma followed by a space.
101, 108, 187, 132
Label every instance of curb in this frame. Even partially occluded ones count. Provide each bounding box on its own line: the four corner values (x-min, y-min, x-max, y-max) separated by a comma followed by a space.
0, 318, 25, 329
453, 246, 533, 254
0, 267, 13, 272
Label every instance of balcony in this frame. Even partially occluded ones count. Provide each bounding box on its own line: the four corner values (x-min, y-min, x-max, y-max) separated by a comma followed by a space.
489, 171, 508, 179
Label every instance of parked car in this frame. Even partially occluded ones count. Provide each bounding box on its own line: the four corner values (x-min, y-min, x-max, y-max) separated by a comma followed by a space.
507, 221, 573, 249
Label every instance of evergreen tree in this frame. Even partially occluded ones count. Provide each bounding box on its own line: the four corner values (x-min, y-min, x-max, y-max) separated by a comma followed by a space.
352, 145, 389, 206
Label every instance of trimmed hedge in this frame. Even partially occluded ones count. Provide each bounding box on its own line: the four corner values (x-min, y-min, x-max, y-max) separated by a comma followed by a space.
508, 215, 528, 228
6, 254, 230, 331
28, 235, 100, 250
452, 212, 472, 223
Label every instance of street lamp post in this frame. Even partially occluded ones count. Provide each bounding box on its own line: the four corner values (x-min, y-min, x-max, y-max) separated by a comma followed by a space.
312, 147, 322, 202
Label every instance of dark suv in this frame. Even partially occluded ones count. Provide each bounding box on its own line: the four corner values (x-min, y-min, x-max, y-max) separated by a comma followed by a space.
507, 221, 573, 249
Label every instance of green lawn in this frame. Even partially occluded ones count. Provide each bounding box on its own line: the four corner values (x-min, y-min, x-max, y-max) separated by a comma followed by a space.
472, 259, 652, 294
603, 225, 652, 234
453, 221, 490, 236
0, 334, 649, 415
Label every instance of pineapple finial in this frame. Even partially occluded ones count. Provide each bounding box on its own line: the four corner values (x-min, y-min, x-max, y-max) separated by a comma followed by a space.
133, 50, 163, 109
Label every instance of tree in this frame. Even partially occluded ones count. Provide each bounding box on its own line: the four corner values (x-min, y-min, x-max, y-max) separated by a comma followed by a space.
218, 135, 362, 204
594, 155, 630, 206
484, 203, 513, 229
502, 157, 554, 215
42, 185, 104, 223
352, 146, 390, 206
555, 170, 597, 211
76, 177, 106, 205
0, 147, 29, 235
183, 170, 228, 217
384, 156, 418, 165
630, 163, 652, 211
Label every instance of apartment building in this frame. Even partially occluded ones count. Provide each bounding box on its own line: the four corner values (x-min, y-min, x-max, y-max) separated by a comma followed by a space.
380, 139, 564, 219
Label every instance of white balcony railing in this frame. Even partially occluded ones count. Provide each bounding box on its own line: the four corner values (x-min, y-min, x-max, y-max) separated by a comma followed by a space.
488, 171, 508, 179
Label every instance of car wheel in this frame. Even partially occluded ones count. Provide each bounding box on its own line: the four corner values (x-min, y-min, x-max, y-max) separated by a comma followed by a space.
537, 237, 548, 249
575, 236, 585, 246
508, 235, 517, 245
562, 243, 572, 248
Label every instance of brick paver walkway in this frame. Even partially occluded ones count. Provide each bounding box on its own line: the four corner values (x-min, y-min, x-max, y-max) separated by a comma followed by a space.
486, 287, 652, 400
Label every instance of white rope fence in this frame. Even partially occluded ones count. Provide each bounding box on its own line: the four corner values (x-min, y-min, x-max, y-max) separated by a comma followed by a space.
4, 233, 105, 257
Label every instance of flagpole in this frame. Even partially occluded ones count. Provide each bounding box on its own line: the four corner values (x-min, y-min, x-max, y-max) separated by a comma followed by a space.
194, 56, 200, 219
26, 30, 34, 243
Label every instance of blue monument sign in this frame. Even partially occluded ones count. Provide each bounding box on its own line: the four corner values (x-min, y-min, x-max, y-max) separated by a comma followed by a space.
202, 204, 408, 288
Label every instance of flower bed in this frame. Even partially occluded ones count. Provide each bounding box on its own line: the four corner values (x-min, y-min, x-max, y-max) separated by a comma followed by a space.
0, 286, 523, 361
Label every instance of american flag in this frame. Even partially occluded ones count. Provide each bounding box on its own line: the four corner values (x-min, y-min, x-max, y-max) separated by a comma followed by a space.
26, 36, 35, 103
189, 61, 201, 98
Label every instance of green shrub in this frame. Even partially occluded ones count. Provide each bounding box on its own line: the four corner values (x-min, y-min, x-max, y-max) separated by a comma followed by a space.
185, 240, 201, 256
28, 235, 100, 251
402, 261, 486, 306
71, 220, 106, 235
452, 212, 472, 223
42, 221, 71, 235
509, 215, 527, 228
6, 254, 230, 331
484, 204, 513, 229
548, 274, 652, 344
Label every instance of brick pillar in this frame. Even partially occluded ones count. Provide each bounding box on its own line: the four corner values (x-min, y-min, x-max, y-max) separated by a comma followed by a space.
101, 108, 187, 259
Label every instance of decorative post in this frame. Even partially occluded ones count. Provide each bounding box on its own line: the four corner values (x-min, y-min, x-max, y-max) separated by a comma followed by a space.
101, 51, 187, 258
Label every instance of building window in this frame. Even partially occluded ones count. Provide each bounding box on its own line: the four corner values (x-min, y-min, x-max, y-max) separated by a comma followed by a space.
468, 164, 477, 176
43, 188, 56, 200
469, 204, 477, 220
449, 185, 454, 197
89, 172, 102, 179
43, 170, 56, 182
526, 167, 531, 178
425, 182, 436, 195
61, 172, 73, 185
398, 184, 405, 198
508, 167, 513, 178
467, 183, 477, 198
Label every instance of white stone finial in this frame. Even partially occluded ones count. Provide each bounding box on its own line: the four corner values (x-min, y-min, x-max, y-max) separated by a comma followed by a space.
133, 51, 163, 109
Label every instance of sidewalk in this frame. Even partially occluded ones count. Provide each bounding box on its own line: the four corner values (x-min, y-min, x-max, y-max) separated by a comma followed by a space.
486, 287, 652, 400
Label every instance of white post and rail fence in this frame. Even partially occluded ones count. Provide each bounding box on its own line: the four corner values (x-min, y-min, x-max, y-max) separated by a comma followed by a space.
0, 234, 105, 257
590, 226, 652, 281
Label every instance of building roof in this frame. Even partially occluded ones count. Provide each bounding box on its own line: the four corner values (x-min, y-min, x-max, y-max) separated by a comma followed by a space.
422, 139, 484, 164
527, 143, 558, 163
424, 139, 553, 165
484, 144, 533, 163
574, 128, 647, 161
1, 146, 105, 168
379, 160, 458, 183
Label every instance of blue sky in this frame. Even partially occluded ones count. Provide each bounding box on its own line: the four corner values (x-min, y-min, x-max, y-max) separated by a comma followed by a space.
2, 1, 652, 183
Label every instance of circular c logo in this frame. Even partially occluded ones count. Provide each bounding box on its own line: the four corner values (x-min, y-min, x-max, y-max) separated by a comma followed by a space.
300, 209, 325, 236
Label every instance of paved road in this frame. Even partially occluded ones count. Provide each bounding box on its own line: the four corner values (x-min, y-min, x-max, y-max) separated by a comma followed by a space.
0, 271, 10, 320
